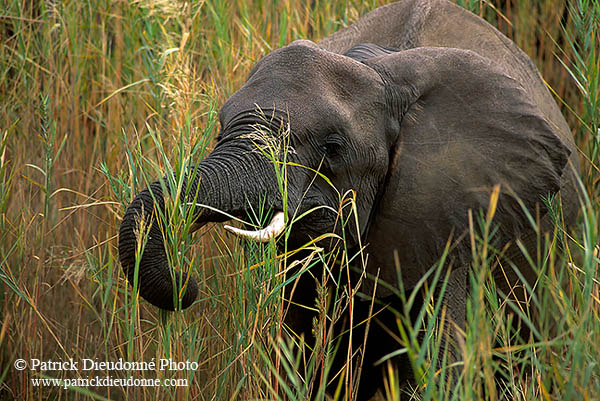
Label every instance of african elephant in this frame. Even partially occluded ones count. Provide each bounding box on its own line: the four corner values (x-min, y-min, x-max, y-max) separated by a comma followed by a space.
118, 0, 581, 398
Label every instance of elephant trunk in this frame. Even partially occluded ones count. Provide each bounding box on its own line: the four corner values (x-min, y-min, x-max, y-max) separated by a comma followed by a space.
118, 179, 198, 310
118, 148, 280, 310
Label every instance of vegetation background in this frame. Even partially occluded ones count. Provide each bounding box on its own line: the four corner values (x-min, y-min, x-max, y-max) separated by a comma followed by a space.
0, 0, 598, 400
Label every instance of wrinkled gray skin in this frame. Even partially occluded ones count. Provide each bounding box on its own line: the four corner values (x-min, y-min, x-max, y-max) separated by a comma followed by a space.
118, 0, 580, 398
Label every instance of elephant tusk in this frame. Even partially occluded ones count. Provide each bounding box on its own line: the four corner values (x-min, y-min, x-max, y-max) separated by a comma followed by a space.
224, 212, 286, 242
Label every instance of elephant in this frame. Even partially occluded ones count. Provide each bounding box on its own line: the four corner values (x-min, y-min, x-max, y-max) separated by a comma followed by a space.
117, 0, 581, 398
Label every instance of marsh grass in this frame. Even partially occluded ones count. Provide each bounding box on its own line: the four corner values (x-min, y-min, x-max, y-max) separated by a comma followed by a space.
0, 0, 598, 400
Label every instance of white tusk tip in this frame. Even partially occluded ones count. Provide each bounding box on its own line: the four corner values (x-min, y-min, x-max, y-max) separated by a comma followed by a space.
223, 212, 286, 243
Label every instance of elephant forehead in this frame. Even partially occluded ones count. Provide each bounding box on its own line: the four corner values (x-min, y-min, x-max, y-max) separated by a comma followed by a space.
219, 83, 335, 134
220, 44, 383, 127
252, 43, 381, 88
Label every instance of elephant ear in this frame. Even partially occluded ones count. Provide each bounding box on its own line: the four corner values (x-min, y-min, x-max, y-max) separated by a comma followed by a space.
365, 47, 570, 253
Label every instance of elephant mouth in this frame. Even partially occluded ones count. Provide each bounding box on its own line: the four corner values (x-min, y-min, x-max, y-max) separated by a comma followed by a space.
220, 207, 339, 248
190, 204, 288, 243
191, 199, 335, 245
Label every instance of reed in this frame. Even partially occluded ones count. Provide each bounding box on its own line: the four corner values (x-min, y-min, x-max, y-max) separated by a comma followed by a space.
0, 1, 597, 399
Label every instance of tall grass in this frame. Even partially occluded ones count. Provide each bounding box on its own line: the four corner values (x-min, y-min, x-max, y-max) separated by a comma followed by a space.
0, 0, 598, 400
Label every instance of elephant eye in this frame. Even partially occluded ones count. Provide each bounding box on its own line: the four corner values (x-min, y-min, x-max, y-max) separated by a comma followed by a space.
324, 142, 339, 157
323, 135, 344, 158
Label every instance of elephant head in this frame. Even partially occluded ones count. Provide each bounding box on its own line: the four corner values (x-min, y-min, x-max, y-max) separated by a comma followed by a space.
118, 39, 571, 310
